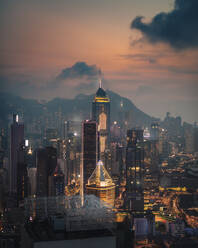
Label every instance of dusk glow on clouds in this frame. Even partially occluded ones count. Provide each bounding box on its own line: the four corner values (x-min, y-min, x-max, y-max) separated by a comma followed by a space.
0, 0, 197, 123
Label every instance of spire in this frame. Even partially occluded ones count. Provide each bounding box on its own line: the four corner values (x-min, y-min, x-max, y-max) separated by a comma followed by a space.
99, 78, 102, 88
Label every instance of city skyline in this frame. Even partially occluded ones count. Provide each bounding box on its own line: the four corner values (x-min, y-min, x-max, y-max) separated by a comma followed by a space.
0, 0, 198, 124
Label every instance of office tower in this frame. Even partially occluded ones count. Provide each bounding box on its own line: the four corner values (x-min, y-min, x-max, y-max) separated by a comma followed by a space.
92, 82, 110, 155
125, 129, 144, 212
28, 167, 37, 196
0, 128, 7, 169
65, 132, 81, 185
17, 144, 28, 204
44, 128, 58, 147
81, 120, 97, 198
150, 122, 159, 141
36, 147, 57, 197
53, 166, 65, 196
159, 128, 171, 159
116, 145, 125, 186
86, 160, 115, 206
193, 123, 198, 153
10, 114, 24, 193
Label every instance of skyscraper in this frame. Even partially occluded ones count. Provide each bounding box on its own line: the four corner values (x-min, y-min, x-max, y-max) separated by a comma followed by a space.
86, 160, 115, 206
125, 129, 144, 212
36, 147, 57, 197
17, 144, 28, 204
92, 82, 110, 156
150, 122, 159, 141
10, 114, 24, 193
81, 120, 97, 198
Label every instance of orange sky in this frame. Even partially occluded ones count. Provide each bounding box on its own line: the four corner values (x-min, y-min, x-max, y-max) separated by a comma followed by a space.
0, 0, 198, 123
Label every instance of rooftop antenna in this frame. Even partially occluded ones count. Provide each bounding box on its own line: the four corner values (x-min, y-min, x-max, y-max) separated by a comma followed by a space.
99, 78, 102, 88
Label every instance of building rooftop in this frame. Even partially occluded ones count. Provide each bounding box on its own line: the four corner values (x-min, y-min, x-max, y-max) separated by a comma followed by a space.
96, 87, 107, 98
87, 160, 115, 187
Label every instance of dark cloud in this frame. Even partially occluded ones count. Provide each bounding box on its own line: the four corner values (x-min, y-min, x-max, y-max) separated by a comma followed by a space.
57, 62, 101, 80
121, 53, 158, 64
131, 0, 198, 50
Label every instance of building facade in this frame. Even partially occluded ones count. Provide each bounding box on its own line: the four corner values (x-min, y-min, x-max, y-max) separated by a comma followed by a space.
92, 84, 110, 156
10, 114, 24, 193
81, 120, 98, 198
125, 129, 144, 212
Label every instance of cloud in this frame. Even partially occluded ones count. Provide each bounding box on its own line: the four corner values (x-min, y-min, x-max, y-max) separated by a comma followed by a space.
121, 53, 159, 64
131, 0, 198, 50
0, 62, 103, 99
56, 62, 101, 80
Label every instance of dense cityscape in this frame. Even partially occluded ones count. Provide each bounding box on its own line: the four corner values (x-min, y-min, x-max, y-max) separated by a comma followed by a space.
1, 0, 198, 247
0, 82, 198, 247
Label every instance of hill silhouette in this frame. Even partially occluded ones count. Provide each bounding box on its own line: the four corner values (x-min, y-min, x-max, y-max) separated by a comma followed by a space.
0, 90, 158, 128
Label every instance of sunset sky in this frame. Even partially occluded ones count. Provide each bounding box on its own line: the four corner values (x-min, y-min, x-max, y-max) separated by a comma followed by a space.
0, 0, 198, 123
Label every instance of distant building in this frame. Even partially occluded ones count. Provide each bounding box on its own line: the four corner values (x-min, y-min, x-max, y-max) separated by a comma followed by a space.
81, 120, 98, 198
86, 160, 115, 206
150, 122, 159, 141
92, 82, 110, 156
45, 128, 58, 147
28, 167, 37, 196
10, 114, 24, 193
53, 166, 65, 196
125, 129, 144, 212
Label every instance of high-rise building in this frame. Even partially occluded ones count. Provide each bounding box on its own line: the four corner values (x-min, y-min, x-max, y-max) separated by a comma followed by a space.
17, 144, 28, 204
36, 147, 57, 197
92, 82, 110, 156
86, 160, 115, 206
65, 132, 81, 185
10, 114, 24, 193
125, 129, 144, 212
150, 122, 159, 141
81, 120, 97, 198
53, 166, 65, 196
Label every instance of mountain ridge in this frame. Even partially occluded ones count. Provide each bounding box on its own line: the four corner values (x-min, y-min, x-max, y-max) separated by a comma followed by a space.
0, 90, 158, 128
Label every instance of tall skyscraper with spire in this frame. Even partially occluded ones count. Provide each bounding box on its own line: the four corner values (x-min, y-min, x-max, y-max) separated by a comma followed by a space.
92, 80, 110, 157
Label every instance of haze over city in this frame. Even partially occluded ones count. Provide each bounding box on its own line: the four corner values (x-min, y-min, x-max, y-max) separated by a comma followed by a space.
1, 1, 198, 248
1, 0, 198, 123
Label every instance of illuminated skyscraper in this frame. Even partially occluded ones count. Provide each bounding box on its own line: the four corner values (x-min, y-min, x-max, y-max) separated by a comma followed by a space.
86, 160, 115, 206
10, 114, 24, 193
125, 129, 144, 212
81, 120, 97, 198
92, 81, 110, 156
